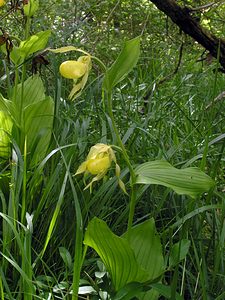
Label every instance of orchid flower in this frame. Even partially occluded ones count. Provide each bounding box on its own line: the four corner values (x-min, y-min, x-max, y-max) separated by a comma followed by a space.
75, 143, 127, 194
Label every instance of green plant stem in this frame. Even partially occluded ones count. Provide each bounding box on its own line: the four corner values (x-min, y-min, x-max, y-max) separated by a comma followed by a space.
21, 137, 27, 224
70, 170, 83, 300
56, 145, 83, 300
13, 68, 19, 102
0, 273, 4, 300
106, 91, 137, 235
20, 17, 31, 225
10, 35, 22, 43
91, 56, 107, 72
62, 174, 83, 300
21, 17, 31, 78
20, 16, 31, 122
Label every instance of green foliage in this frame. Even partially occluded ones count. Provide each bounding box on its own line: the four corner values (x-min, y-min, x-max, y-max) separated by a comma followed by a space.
1, 31, 51, 66
2, 75, 55, 166
123, 218, 164, 282
0, 1, 224, 299
169, 239, 191, 268
83, 217, 149, 292
23, 0, 39, 17
103, 36, 141, 92
149, 283, 184, 300
135, 160, 215, 198
0, 111, 12, 158
18, 30, 51, 60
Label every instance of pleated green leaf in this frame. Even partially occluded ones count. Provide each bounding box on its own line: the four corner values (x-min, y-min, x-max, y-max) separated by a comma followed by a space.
12, 75, 46, 126
0, 111, 13, 158
123, 218, 164, 282
150, 283, 184, 300
0, 93, 12, 113
19, 30, 51, 59
23, 97, 54, 165
0, 95, 13, 159
123, 218, 164, 300
112, 282, 145, 300
169, 239, 191, 268
10, 75, 54, 165
103, 36, 140, 92
141, 288, 159, 300
135, 160, 215, 198
83, 217, 149, 291
12, 74, 45, 113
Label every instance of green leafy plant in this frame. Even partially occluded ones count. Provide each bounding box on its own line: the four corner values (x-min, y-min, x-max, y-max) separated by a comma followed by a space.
0, 5, 54, 299
74, 37, 215, 299
1, 2, 223, 299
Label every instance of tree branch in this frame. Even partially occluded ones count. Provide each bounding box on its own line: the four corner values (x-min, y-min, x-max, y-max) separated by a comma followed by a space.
149, 0, 225, 71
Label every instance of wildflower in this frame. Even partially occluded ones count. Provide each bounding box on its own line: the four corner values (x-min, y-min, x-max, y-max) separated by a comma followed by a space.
59, 55, 91, 100
59, 60, 87, 79
0, 0, 5, 7
75, 143, 127, 193
48, 46, 92, 100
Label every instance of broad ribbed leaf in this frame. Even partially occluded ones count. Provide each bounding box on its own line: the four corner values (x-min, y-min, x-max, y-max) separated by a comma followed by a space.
123, 218, 164, 282
0, 93, 12, 113
150, 283, 184, 300
0, 111, 13, 158
24, 97, 54, 165
13, 75, 45, 110
141, 289, 159, 300
19, 30, 51, 59
135, 161, 215, 198
123, 219, 164, 300
112, 282, 144, 300
103, 37, 140, 92
59, 247, 72, 270
83, 217, 149, 291
10, 75, 54, 165
169, 239, 191, 268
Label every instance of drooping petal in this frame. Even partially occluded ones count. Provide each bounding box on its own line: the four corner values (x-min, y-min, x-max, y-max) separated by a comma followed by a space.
75, 161, 88, 175
115, 163, 127, 194
48, 46, 89, 56
69, 81, 84, 100
118, 178, 128, 195
68, 56, 92, 100
84, 171, 107, 192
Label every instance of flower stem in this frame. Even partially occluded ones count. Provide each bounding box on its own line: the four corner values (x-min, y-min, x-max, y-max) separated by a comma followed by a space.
106, 91, 137, 235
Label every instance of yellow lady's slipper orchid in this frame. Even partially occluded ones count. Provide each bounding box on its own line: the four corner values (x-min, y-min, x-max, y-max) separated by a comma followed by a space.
86, 156, 111, 175
75, 143, 127, 193
59, 55, 91, 100
48, 46, 92, 100
59, 60, 87, 79
0, 0, 5, 7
